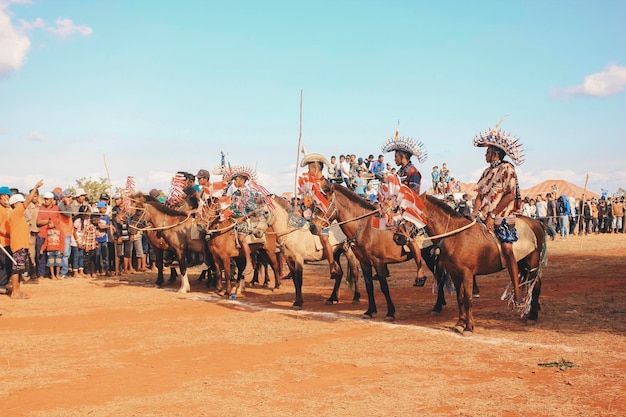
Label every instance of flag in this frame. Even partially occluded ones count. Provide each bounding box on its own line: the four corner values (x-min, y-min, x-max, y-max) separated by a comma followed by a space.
402, 206, 427, 229
166, 173, 187, 205
372, 216, 387, 230
387, 173, 401, 196
210, 181, 227, 198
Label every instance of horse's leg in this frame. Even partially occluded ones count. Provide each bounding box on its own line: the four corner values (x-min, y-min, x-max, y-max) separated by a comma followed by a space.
454, 270, 474, 336
361, 261, 377, 319
421, 247, 446, 313
264, 249, 281, 290
291, 262, 304, 310
168, 267, 177, 283
325, 250, 342, 304
155, 248, 165, 288
374, 263, 395, 321
177, 254, 190, 293
528, 275, 542, 322
351, 264, 361, 304
343, 247, 361, 304
326, 274, 342, 305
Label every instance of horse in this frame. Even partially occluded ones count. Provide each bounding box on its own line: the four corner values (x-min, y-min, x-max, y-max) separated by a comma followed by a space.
123, 194, 206, 293
199, 197, 280, 297
309, 184, 444, 321
269, 195, 361, 309
414, 195, 547, 335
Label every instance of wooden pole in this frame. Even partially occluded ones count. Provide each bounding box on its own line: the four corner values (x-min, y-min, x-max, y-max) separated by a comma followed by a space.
293, 89, 303, 199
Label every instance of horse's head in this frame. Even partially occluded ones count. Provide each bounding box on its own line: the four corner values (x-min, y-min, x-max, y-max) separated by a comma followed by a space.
392, 220, 420, 246
309, 186, 338, 235
118, 192, 148, 230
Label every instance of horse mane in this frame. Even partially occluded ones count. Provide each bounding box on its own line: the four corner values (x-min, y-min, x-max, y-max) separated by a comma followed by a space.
425, 195, 468, 219
144, 193, 188, 217
332, 184, 377, 210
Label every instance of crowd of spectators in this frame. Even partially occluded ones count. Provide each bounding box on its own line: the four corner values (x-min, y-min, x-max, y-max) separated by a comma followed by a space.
0, 185, 155, 297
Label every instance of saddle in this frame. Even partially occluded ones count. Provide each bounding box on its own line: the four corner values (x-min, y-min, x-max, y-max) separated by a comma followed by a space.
491, 217, 538, 266
313, 222, 347, 251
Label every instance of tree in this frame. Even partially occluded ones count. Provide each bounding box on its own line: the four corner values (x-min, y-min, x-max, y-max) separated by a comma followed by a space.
69, 177, 112, 203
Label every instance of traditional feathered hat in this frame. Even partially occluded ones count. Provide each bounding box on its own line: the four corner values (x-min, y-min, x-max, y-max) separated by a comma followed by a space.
224, 165, 257, 182
300, 153, 331, 170
381, 124, 428, 164
472, 114, 525, 166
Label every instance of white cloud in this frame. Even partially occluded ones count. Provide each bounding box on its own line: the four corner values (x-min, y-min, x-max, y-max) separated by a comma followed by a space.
19, 16, 44, 30
48, 17, 92, 37
552, 64, 626, 99
28, 131, 45, 141
0, 7, 30, 76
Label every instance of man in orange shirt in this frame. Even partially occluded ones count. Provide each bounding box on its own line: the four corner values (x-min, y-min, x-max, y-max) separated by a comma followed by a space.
57, 190, 76, 278
0, 186, 13, 294
36, 192, 60, 278
9, 180, 44, 297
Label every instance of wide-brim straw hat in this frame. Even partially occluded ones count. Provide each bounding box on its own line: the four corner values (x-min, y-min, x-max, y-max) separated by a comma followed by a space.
300, 153, 331, 170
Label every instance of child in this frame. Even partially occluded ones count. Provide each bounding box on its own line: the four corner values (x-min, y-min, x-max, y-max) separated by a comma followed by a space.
40, 218, 65, 280
71, 205, 90, 278
84, 213, 99, 278
8, 180, 44, 298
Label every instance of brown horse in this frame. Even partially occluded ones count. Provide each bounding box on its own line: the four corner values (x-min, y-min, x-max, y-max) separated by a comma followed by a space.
123, 194, 205, 293
415, 195, 547, 335
269, 195, 361, 309
199, 198, 280, 297
309, 184, 422, 321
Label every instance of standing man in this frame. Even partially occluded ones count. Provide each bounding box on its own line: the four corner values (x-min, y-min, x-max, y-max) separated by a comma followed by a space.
58, 190, 76, 278
0, 186, 14, 294
472, 121, 524, 304
8, 180, 44, 298
339, 155, 352, 188
370, 154, 386, 181
36, 191, 60, 279
381, 130, 429, 287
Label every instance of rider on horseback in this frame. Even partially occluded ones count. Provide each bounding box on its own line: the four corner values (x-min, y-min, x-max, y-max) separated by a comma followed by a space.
225, 166, 266, 277
299, 153, 343, 280
472, 118, 525, 304
381, 128, 429, 287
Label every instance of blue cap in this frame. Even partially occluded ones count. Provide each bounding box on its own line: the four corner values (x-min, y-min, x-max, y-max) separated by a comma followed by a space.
0, 186, 12, 195
96, 201, 107, 209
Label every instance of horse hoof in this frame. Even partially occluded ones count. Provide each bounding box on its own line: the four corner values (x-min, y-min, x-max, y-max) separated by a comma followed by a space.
361, 314, 372, 320
430, 310, 441, 316
325, 298, 338, 305
525, 318, 538, 326
384, 316, 395, 322
292, 305, 302, 311
351, 299, 360, 305
453, 325, 464, 334
462, 330, 473, 337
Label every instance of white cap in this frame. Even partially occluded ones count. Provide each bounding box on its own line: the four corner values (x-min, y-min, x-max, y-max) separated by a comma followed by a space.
75, 188, 87, 196
8, 194, 25, 205
43, 192, 55, 199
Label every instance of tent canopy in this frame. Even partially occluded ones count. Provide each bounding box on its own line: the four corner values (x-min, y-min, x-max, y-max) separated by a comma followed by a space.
521, 179, 599, 200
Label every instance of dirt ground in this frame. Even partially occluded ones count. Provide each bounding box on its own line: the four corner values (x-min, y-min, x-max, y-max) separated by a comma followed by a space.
1, 233, 625, 417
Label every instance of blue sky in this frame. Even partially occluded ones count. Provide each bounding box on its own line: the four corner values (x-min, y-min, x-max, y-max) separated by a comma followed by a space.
1, 0, 625, 197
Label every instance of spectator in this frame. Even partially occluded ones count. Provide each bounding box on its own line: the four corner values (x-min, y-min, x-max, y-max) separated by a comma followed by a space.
40, 218, 64, 280
8, 180, 44, 297
370, 155, 385, 181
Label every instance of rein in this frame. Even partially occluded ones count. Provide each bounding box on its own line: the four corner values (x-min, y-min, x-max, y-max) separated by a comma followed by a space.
316, 193, 380, 227
126, 203, 192, 232
415, 218, 477, 242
